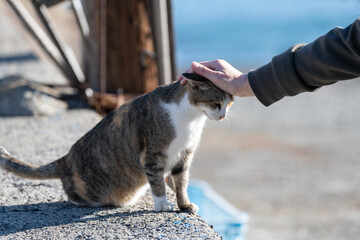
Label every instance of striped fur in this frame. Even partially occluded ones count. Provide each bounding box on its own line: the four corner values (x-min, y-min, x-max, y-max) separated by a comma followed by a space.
0, 78, 233, 213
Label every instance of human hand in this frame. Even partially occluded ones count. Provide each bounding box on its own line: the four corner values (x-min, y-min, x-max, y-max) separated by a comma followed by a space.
177, 60, 254, 97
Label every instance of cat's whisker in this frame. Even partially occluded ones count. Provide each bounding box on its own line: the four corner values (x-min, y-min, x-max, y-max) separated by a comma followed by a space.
226, 110, 237, 118
224, 117, 231, 128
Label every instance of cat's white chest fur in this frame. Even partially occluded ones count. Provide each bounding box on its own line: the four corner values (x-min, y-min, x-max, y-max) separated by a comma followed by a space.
161, 93, 207, 172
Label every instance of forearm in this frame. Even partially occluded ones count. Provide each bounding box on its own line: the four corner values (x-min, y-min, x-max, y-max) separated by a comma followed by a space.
248, 18, 360, 106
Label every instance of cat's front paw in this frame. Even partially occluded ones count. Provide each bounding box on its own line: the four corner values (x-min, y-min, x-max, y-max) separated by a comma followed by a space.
179, 203, 199, 214
152, 194, 174, 212
154, 200, 174, 212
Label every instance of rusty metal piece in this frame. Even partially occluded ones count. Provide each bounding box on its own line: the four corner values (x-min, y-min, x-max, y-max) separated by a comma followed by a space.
86, 88, 140, 115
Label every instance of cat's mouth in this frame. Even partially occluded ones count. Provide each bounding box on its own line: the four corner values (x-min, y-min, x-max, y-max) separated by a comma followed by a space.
203, 111, 212, 120
203, 111, 223, 121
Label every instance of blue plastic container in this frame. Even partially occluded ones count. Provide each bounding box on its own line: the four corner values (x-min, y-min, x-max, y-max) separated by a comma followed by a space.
188, 180, 249, 240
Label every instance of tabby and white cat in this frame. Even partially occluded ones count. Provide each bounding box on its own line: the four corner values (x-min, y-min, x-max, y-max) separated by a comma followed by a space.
0, 73, 233, 213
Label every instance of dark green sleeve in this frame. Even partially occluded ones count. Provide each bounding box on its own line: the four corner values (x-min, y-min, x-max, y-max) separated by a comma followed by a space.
248, 18, 360, 106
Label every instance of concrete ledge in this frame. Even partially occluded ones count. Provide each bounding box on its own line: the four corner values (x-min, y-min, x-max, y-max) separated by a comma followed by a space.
0, 191, 221, 239
0, 110, 221, 239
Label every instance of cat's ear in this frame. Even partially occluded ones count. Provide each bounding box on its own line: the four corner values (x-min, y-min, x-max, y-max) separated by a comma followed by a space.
182, 73, 208, 82
182, 73, 211, 90
187, 79, 210, 91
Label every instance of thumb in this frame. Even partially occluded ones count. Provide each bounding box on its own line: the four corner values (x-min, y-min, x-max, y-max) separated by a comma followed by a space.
191, 62, 218, 82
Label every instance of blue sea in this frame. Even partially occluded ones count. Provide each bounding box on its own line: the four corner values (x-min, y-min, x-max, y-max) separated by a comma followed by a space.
172, 0, 360, 71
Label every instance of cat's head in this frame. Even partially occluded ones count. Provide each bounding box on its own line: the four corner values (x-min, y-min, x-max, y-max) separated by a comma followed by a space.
182, 73, 234, 121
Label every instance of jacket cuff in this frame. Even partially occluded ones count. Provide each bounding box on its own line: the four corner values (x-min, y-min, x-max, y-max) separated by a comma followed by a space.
248, 44, 317, 106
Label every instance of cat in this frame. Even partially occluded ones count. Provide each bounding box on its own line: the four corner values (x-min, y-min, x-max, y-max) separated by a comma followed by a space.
0, 73, 233, 213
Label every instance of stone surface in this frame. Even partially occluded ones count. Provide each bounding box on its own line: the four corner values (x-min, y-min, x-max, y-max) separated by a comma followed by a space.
0, 110, 221, 240
0, 76, 67, 117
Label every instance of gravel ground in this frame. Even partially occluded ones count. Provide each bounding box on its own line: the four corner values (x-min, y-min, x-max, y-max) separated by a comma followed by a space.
0, 110, 221, 240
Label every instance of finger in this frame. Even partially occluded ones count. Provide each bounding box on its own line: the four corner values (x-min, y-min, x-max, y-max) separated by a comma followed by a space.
192, 61, 231, 92
177, 68, 193, 82
191, 62, 219, 81
177, 74, 184, 81
180, 79, 188, 85
197, 59, 223, 70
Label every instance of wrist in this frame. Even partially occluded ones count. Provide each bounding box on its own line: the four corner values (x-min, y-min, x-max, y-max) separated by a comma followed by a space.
236, 73, 255, 97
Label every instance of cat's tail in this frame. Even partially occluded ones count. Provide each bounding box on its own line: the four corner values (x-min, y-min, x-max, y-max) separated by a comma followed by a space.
0, 146, 62, 180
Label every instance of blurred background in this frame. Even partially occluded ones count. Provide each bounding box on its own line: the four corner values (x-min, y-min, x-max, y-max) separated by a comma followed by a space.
173, 0, 360, 70
175, 0, 360, 239
0, 0, 360, 239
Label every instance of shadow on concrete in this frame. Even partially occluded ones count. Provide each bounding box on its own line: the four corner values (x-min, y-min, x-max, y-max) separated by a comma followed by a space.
0, 201, 152, 236
0, 53, 38, 63
0, 75, 90, 116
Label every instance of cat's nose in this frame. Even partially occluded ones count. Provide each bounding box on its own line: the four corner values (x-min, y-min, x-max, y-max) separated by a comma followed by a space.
219, 115, 225, 120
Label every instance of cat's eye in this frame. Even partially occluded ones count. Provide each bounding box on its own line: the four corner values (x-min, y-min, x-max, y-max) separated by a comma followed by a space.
201, 100, 221, 109
214, 102, 221, 109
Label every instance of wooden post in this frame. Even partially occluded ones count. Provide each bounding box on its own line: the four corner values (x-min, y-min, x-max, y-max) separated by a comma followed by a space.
30, 0, 85, 84
83, 0, 158, 95
5, 0, 78, 86
150, 0, 172, 85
